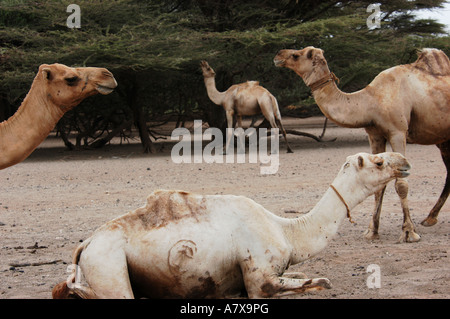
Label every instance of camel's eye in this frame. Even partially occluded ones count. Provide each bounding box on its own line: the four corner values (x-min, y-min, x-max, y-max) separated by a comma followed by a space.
65, 76, 80, 86
292, 54, 300, 60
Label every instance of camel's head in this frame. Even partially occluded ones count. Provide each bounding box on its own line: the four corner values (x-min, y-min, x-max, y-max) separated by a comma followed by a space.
200, 60, 216, 78
274, 46, 329, 79
338, 152, 411, 196
38, 63, 118, 111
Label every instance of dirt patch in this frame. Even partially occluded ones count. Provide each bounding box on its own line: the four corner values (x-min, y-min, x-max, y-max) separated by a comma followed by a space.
0, 117, 448, 299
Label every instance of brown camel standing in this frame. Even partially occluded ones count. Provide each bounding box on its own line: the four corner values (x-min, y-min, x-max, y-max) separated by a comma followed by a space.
0, 63, 117, 169
274, 46, 450, 242
200, 60, 293, 153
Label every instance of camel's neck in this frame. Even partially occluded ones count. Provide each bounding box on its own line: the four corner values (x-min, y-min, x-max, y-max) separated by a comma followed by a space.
203, 76, 226, 106
302, 67, 373, 128
282, 174, 368, 265
0, 76, 64, 169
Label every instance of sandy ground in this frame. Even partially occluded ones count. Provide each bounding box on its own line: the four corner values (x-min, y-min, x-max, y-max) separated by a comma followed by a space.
0, 117, 449, 299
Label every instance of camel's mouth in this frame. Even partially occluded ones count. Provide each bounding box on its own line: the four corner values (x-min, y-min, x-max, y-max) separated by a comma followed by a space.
396, 167, 410, 178
96, 84, 116, 95
393, 163, 411, 178
273, 58, 285, 67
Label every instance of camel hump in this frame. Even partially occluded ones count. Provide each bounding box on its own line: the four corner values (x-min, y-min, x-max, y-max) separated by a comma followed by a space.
413, 48, 450, 76
245, 80, 260, 86
129, 190, 207, 229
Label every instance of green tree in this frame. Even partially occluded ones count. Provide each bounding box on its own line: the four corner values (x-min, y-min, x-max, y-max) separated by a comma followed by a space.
1, 0, 448, 151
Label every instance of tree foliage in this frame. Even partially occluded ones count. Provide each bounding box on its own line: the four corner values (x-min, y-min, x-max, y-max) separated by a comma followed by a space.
1, 0, 449, 151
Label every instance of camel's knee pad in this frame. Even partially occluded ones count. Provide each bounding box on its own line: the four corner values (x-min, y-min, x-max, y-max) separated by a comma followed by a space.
395, 179, 409, 199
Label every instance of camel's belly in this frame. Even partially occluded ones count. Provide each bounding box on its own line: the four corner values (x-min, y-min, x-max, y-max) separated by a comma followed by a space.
407, 110, 450, 145
406, 75, 450, 145
127, 251, 244, 298
235, 100, 261, 116
124, 224, 245, 298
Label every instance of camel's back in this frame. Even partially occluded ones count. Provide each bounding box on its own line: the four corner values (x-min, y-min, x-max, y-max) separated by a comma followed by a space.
102, 189, 274, 233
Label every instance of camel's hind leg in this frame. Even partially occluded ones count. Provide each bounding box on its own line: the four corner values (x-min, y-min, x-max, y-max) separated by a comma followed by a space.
259, 97, 293, 153
275, 118, 293, 153
77, 233, 135, 299
421, 141, 450, 226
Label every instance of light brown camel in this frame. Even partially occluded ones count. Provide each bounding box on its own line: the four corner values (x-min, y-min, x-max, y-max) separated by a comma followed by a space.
52, 152, 410, 299
200, 60, 293, 153
0, 63, 117, 169
274, 46, 450, 242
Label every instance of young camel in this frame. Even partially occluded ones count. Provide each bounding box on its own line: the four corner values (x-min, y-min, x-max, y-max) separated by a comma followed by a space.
200, 60, 293, 153
52, 152, 410, 299
274, 46, 450, 242
0, 63, 117, 169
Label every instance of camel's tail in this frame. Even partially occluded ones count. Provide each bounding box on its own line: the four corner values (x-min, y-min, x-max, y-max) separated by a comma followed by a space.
413, 48, 450, 76
268, 94, 293, 153
267, 95, 282, 121
52, 238, 98, 299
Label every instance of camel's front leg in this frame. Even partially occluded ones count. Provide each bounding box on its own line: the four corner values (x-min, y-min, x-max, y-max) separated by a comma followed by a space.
282, 272, 307, 279
245, 274, 331, 298
223, 110, 234, 154
389, 133, 420, 243
396, 178, 420, 243
365, 132, 387, 240
364, 187, 385, 240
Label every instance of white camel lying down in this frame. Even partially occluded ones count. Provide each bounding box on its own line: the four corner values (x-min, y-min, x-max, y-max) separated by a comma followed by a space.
53, 152, 410, 299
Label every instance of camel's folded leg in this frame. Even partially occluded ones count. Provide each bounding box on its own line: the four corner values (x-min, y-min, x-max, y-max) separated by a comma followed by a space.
246, 275, 331, 298
282, 272, 307, 279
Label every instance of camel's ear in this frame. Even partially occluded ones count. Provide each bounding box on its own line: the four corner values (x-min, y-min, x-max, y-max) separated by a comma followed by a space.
311, 49, 326, 66
42, 67, 53, 81
358, 156, 364, 168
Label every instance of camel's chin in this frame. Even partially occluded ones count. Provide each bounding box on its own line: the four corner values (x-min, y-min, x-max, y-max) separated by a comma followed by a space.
395, 170, 410, 178
96, 86, 115, 95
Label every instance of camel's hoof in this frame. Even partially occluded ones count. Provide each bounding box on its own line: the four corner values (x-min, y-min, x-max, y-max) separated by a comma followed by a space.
312, 278, 332, 290
398, 230, 421, 243
364, 229, 380, 241
287, 149, 294, 154
421, 217, 438, 227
